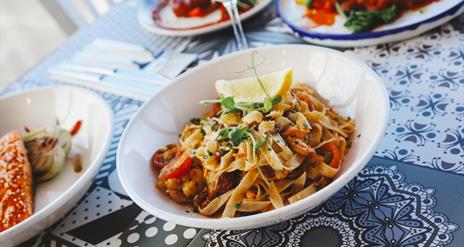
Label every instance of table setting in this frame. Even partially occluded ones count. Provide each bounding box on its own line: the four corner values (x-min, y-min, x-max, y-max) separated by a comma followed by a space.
1, 0, 463, 246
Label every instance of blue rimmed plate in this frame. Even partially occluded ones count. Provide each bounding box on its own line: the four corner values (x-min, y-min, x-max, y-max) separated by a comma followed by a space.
278, 0, 464, 47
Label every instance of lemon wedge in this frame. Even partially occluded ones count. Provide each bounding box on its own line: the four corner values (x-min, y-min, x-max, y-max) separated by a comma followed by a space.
215, 68, 293, 103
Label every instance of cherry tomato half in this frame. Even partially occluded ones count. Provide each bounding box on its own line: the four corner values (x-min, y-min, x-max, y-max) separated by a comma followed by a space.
160, 153, 193, 180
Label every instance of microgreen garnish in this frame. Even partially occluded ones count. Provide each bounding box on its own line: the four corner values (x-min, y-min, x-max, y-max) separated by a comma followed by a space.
250, 51, 275, 113
190, 118, 201, 125
221, 96, 235, 109
271, 96, 282, 106
200, 95, 280, 114
335, 1, 346, 18
253, 135, 269, 155
217, 126, 250, 146
229, 127, 249, 146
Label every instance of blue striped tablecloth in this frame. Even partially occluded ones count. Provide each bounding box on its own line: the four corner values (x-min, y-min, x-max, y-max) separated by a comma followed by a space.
5, 1, 463, 246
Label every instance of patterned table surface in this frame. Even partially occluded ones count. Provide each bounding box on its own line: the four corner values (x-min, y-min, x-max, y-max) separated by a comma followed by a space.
4, 1, 463, 246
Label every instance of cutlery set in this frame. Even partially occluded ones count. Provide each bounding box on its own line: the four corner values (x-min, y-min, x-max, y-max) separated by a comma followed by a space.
48, 39, 198, 100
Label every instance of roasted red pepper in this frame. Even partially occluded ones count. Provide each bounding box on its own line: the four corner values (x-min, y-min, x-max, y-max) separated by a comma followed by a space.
70, 120, 82, 136
321, 142, 341, 168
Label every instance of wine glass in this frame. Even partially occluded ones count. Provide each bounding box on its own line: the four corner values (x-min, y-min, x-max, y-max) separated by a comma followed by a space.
216, 0, 249, 50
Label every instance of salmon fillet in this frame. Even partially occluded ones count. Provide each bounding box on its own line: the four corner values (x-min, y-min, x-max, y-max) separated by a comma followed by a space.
0, 131, 34, 232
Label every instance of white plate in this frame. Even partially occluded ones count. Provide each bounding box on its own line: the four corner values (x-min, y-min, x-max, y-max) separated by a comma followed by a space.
278, 0, 464, 47
117, 45, 390, 230
0, 86, 113, 246
138, 0, 272, 36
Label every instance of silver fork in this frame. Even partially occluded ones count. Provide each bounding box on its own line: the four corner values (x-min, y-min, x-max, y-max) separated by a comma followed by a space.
216, 0, 249, 50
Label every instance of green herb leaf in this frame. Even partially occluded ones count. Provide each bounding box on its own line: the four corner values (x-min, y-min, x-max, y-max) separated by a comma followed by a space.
263, 98, 273, 113
190, 118, 201, 124
324, 151, 333, 164
221, 97, 235, 109
218, 128, 230, 139
235, 203, 241, 209
271, 96, 282, 106
229, 126, 249, 146
217, 126, 250, 146
253, 137, 268, 155
211, 123, 219, 131
345, 5, 398, 33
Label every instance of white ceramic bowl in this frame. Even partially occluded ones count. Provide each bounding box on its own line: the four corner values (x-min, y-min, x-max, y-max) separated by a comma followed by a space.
117, 45, 389, 230
138, 0, 272, 36
0, 86, 113, 246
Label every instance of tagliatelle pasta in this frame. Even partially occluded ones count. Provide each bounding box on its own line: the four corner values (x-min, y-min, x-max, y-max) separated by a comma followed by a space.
151, 79, 356, 218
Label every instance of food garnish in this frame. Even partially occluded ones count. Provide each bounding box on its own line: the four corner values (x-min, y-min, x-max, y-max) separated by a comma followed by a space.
22, 120, 82, 182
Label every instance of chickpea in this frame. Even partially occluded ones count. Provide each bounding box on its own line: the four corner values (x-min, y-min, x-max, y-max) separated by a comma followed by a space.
182, 180, 198, 198
221, 112, 241, 126
206, 140, 219, 153
181, 168, 206, 198
165, 178, 181, 190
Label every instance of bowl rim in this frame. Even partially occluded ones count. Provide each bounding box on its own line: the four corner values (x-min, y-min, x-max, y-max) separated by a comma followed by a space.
117, 44, 390, 229
0, 86, 114, 236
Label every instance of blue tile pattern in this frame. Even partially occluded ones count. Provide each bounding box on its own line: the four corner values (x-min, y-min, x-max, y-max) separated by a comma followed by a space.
201, 160, 460, 247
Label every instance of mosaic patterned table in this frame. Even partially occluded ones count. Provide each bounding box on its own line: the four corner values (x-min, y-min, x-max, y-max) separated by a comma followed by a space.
4, 1, 463, 246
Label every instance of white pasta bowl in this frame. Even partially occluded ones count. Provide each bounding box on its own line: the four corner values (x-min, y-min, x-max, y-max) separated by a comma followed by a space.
0, 86, 113, 246
117, 45, 389, 230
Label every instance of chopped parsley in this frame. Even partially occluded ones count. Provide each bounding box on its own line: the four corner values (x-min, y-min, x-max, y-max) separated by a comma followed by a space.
324, 151, 333, 164
190, 118, 201, 125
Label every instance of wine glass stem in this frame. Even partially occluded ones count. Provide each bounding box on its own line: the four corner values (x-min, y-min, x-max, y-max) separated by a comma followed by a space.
222, 0, 248, 50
